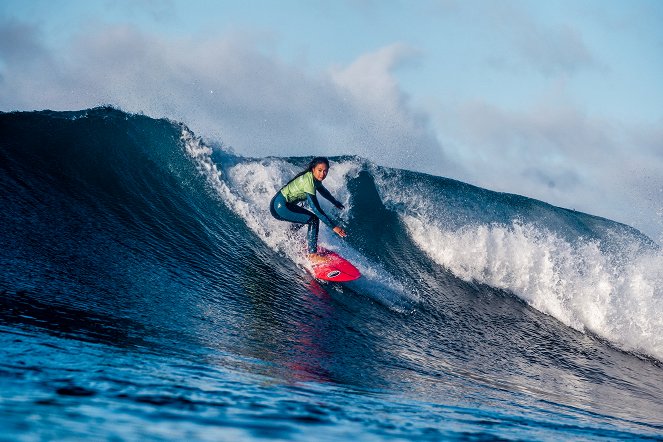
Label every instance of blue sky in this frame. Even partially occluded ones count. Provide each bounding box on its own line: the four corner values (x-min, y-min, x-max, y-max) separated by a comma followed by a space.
1, 0, 662, 240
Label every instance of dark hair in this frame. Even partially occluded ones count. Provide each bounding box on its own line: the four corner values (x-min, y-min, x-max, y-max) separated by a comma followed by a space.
293, 157, 330, 179
307, 157, 329, 171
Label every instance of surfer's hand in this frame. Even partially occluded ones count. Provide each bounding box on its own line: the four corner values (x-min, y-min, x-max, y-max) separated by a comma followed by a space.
335, 202, 345, 210
333, 226, 347, 238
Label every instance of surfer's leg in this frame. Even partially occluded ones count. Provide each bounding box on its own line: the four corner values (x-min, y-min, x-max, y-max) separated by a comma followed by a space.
271, 193, 319, 251
271, 193, 312, 224
270, 193, 323, 253
306, 217, 320, 254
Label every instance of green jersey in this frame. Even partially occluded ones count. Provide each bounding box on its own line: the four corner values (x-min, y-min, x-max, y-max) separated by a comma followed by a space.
280, 171, 316, 203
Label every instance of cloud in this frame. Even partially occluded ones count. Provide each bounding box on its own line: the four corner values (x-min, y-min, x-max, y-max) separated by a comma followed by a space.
461, 1, 602, 76
0, 20, 451, 176
0, 20, 47, 63
513, 22, 600, 76
329, 43, 448, 172
103, 0, 176, 22
331, 43, 419, 111
436, 96, 663, 240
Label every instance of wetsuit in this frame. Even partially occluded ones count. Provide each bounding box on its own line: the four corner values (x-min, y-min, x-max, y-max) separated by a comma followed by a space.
270, 171, 344, 253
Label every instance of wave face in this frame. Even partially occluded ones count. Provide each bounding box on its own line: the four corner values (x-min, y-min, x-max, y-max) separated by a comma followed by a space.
1, 108, 662, 440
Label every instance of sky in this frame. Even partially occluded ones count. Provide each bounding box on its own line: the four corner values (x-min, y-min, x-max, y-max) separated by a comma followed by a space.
1, 0, 662, 241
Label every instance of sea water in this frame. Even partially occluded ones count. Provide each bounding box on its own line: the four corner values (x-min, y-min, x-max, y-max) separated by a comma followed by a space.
1, 108, 662, 440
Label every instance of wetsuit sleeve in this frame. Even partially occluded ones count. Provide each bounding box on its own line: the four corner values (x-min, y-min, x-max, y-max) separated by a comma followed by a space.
315, 182, 344, 209
305, 193, 337, 228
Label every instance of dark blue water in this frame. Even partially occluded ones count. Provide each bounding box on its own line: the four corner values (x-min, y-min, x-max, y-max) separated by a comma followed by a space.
1, 108, 662, 440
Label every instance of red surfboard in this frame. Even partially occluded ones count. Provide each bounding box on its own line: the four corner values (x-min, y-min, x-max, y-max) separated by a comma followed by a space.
309, 248, 361, 282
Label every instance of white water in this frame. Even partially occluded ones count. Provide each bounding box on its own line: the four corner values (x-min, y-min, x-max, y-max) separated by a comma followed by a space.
181, 131, 413, 308
370, 165, 663, 361
403, 215, 663, 361
183, 134, 663, 357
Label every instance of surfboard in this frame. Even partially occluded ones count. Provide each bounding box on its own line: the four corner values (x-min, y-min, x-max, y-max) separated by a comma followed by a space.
309, 248, 361, 282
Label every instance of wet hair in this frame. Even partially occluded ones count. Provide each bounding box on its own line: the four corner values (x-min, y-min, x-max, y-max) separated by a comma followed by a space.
293, 157, 330, 180
306, 157, 330, 172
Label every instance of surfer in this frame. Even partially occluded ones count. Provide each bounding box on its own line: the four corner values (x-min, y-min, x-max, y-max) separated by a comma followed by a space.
270, 157, 347, 260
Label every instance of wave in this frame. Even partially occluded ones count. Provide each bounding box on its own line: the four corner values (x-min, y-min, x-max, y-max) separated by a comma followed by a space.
372, 167, 662, 360
1, 107, 661, 364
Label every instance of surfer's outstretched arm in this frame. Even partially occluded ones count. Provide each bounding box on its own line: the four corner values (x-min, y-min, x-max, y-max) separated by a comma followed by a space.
305, 193, 336, 228
305, 194, 347, 238
316, 183, 345, 209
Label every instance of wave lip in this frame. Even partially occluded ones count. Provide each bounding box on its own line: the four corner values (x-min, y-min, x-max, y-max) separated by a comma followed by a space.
402, 215, 663, 361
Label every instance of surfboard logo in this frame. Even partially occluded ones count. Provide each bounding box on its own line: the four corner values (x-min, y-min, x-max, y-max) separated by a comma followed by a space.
326, 270, 341, 278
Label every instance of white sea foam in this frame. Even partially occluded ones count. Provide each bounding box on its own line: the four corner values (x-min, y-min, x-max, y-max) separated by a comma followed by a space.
181, 133, 412, 306
182, 129, 303, 261
222, 157, 359, 263
370, 164, 663, 359
183, 140, 662, 356
403, 216, 663, 361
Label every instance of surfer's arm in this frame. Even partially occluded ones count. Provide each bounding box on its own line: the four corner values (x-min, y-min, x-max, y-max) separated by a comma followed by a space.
316, 183, 345, 209
305, 193, 337, 229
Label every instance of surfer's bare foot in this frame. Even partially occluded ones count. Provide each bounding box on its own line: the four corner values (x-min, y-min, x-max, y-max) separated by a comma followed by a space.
308, 253, 328, 264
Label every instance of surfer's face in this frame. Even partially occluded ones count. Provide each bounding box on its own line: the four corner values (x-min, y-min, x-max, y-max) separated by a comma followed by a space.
312, 163, 329, 181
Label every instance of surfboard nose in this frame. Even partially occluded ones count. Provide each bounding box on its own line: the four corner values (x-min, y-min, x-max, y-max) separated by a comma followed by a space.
310, 248, 361, 282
